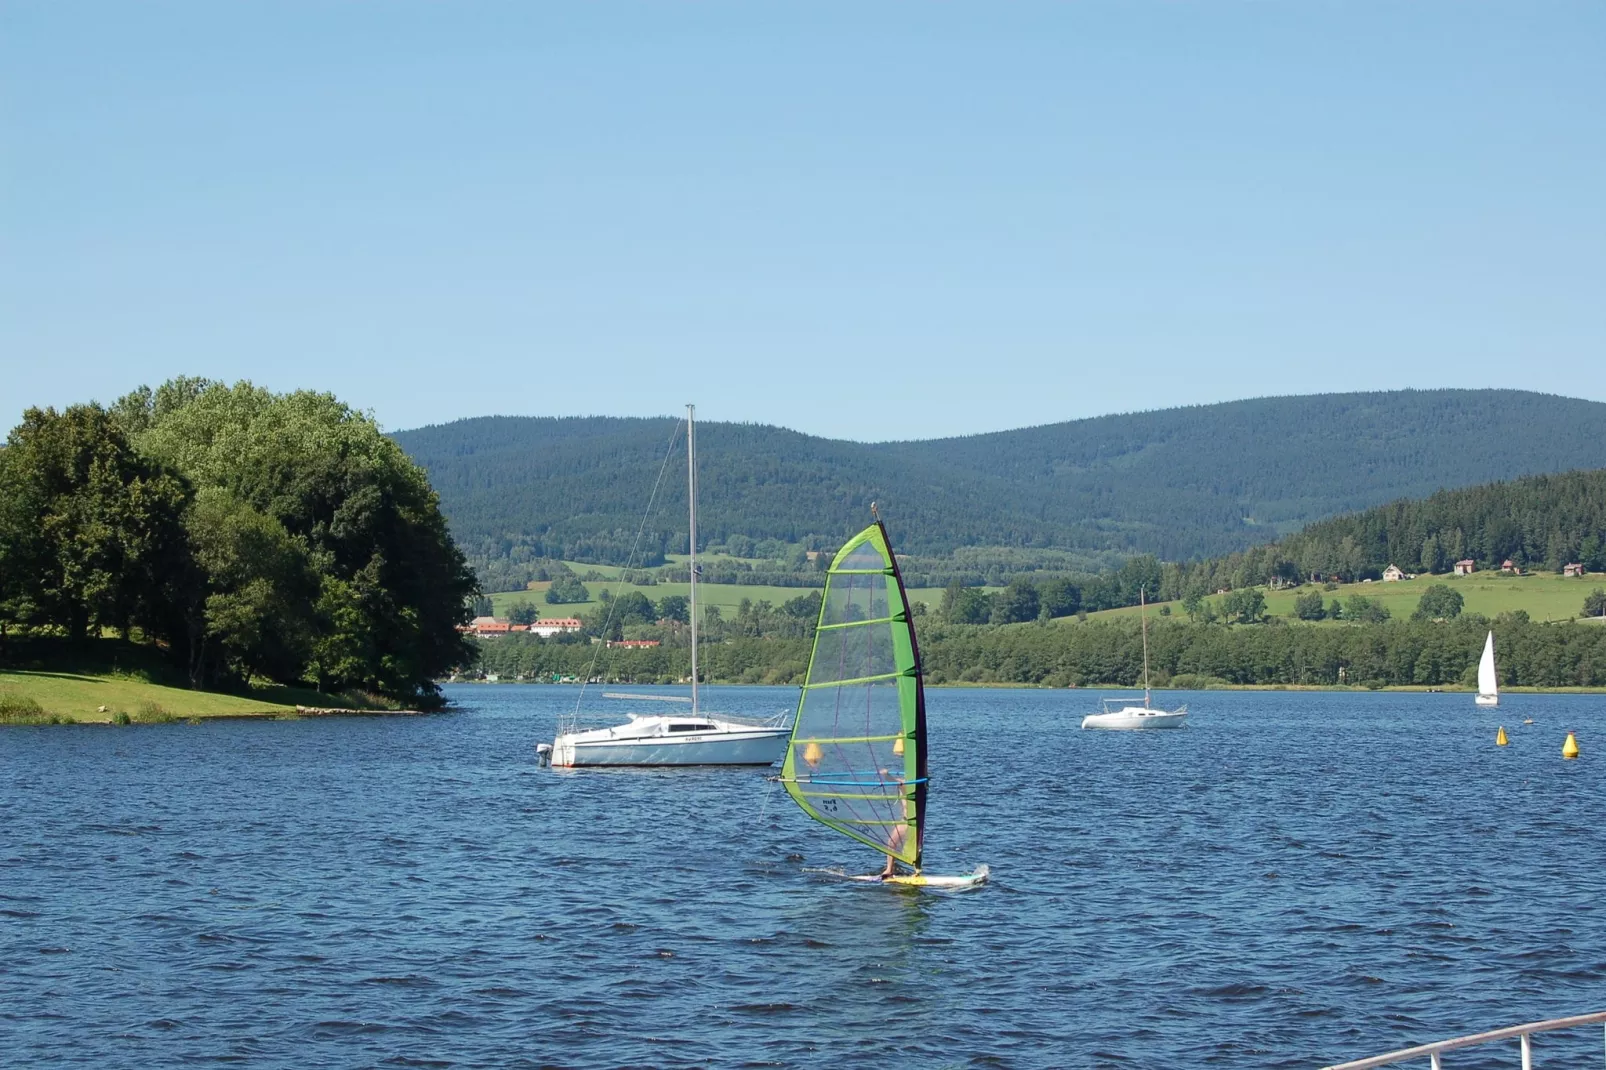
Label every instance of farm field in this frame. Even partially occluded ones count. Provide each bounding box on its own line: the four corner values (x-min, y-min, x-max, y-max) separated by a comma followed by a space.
489, 578, 971, 619
1081, 569, 1606, 625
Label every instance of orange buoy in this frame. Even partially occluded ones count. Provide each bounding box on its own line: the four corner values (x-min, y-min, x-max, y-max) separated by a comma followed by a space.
1496, 726, 1508, 746
1563, 731, 1580, 759
803, 741, 824, 767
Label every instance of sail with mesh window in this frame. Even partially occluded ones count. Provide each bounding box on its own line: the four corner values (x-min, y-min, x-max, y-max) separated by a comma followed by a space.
781, 522, 927, 868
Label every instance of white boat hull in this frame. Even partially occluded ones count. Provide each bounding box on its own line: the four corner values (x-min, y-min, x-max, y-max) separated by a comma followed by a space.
551, 715, 789, 767
1475, 694, 1499, 707
1081, 707, 1187, 730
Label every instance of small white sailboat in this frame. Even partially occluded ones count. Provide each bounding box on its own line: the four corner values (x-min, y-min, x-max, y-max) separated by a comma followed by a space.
545, 405, 790, 768
1475, 629, 1499, 708
1081, 588, 1187, 730
778, 510, 988, 888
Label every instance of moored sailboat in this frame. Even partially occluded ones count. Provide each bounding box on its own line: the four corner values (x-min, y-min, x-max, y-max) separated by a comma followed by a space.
545, 405, 790, 768
778, 511, 988, 888
1475, 629, 1499, 707
1081, 588, 1187, 730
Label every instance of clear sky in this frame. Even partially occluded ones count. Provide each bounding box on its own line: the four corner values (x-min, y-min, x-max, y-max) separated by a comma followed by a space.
3, 2, 1601, 441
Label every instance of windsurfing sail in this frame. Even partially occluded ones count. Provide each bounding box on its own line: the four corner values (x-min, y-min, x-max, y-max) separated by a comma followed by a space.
781, 520, 926, 868
1478, 631, 1498, 699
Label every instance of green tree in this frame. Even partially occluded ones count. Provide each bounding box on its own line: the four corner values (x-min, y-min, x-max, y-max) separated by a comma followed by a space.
546, 575, 590, 604
656, 594, 690, 623
1221, 588, 1266, 624
1584, 589, 1606, 619
1, 404, 190, 642
990, 580, 1040, 624
125, 380, 476, 702
1292, 590, 1327, 620
1345, 595, 1391, 624
1413, 584, 1465, 621
506, 599, 540, 625
183, 488, 316, 687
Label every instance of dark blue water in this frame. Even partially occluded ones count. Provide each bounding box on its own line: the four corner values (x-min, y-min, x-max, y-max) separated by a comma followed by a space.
3, 686, 1605, 1069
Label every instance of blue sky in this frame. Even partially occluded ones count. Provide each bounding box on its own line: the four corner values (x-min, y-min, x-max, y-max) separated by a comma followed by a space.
3, 2, 1601, 441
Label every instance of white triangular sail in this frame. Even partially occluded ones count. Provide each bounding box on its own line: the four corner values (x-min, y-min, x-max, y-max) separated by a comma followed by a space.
1476, 631, 1498, 706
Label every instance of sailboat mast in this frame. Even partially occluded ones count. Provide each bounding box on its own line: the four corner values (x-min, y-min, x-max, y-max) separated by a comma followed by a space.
687, 404, 698, 716
1141, 586, 1151, 708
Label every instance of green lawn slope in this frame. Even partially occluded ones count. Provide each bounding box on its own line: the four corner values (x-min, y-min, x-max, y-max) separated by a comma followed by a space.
1081, 570, 1606, 625
0, 638, 397, 725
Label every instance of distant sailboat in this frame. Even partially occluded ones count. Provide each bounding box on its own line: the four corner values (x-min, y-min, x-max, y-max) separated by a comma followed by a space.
778, 510, 988, 888
1475, 630, 1499, 708
1081, 588, 1187, 730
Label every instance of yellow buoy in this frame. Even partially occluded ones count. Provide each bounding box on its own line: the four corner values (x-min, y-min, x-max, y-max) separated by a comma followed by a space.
1563, 732, 1580, 759
1496, 726, 1508, 746
892, 736, 906, 756
803, 741, 824, 767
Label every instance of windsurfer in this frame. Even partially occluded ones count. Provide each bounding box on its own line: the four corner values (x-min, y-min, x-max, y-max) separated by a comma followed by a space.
879, 823, 907, 879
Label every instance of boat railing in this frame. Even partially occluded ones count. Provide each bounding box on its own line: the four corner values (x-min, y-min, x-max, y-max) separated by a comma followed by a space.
1320, 1010, 1606, 1069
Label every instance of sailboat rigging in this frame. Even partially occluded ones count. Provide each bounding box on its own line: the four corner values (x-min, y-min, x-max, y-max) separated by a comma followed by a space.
779, 510, 988, 888
543, 405, 790, 767
1080, 587, 1187, 730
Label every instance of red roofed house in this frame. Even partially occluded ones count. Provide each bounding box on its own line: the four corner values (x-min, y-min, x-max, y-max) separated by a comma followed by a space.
1564, 563, 1587, 577
529, 618, 583, 638
1501, 559, 1517, 574
471, 617, 511, 637
1454, 559, 1476, 576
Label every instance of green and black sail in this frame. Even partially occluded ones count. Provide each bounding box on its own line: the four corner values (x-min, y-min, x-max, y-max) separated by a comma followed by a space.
781, 520, 928, 868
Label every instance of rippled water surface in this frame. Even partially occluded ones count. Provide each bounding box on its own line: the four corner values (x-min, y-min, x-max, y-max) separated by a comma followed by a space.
4, 686, 1606, 1068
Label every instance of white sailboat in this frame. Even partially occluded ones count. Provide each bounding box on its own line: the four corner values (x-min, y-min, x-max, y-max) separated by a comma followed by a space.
1081, 588, 1187, 730
544, 406, 791, 768
1475, 630, 1499, 707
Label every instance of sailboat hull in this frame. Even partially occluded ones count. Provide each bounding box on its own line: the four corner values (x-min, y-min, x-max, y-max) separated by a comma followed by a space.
1475, 694, 1499, 708
552, 719, 789, 767
1081, 707, 1187, 730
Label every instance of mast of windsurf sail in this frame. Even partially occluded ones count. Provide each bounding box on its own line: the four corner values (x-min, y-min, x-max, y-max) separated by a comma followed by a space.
1141, 586, 1151, 709
877, 510, 929, 869
687, 404, 698, 716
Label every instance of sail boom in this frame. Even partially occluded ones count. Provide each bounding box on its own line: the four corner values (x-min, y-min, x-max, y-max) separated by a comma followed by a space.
815, 614, 905, 632
800, 671, 910, 690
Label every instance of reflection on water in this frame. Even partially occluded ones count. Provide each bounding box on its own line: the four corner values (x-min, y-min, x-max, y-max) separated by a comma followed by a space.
2, 685, 1604, 1068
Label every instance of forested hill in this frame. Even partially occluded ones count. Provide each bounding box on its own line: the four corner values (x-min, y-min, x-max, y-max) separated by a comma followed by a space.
1175, 468, 1606, 594
393, 390, 1606, 567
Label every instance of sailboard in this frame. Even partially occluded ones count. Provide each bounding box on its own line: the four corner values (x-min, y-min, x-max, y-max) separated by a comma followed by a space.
780, 515, 987, 889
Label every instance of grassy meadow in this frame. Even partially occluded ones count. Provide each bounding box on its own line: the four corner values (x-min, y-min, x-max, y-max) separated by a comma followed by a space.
490, 556, 975, 619
1082, 569, 1606, 625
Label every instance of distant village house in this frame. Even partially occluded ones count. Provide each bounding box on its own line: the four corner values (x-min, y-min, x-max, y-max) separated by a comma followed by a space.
1564, 563, 1587, 577
1454, 559, 1477, 576
529, 618, 583, 637
1382, 565, 1404, 582
1501, 559, 1518, 574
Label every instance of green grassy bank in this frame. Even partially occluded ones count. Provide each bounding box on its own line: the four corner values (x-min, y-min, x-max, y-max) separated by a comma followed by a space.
0, 638, 402, 725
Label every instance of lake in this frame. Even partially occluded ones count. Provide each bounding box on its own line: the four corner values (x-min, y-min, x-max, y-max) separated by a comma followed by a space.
3, 686, 1604, 1068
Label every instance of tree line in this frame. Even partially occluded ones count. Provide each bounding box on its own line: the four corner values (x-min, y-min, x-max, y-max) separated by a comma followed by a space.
474, 611, 1606, 691
0, 379, 476, 704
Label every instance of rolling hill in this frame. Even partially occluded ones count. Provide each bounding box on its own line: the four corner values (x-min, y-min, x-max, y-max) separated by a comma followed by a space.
393, 390, 1606, 571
